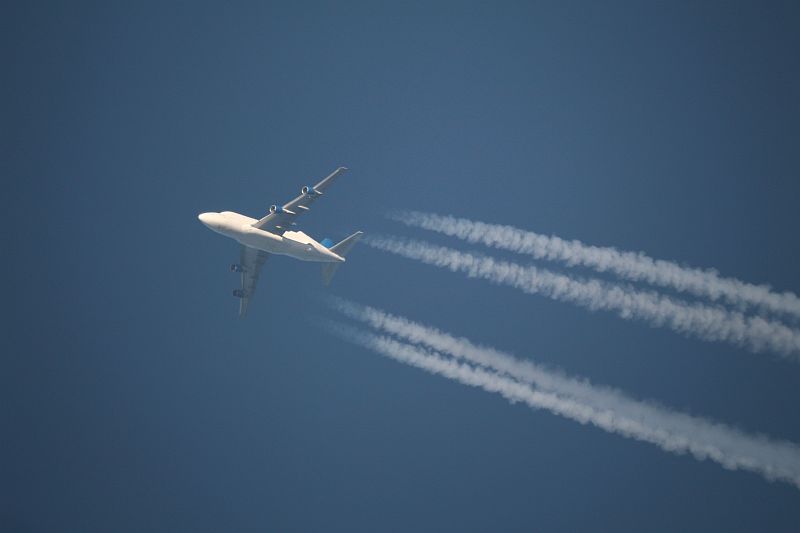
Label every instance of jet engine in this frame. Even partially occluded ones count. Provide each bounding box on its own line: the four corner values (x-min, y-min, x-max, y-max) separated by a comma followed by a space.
269, 204, 284, 214
232, 289, 245, 298
230, 264, 245, 273
301, 185, 316, 195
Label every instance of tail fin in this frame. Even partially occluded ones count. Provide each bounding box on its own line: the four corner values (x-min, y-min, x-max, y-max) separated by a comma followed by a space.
322, 231, 364, 286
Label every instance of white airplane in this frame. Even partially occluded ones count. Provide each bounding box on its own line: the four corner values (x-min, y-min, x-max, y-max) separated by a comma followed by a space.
198, 167, 363, 316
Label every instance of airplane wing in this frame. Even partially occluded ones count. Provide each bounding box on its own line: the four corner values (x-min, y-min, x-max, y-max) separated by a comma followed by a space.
252, 166, 348, 234
237, 245, 269, 317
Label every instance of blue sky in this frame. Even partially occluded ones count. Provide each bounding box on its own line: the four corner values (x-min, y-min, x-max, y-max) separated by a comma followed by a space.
4, 1, 800, 531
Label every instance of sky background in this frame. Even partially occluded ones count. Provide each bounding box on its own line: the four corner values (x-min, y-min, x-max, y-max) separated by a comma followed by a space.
4, 1, 800, 531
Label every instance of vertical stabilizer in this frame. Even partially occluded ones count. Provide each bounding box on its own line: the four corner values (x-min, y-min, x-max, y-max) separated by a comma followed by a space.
322, 231, 364, 286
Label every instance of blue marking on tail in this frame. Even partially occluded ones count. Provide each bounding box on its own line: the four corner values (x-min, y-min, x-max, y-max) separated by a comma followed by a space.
321, 238, 334, 248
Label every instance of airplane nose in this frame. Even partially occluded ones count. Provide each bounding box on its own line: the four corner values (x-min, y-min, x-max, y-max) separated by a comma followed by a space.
198, 212, 212, 225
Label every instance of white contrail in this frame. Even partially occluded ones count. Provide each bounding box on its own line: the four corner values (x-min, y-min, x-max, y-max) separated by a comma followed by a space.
328, 296, 628, 406
321, 312, 800, 489
389, 210, 800, 320
362, 235, 800, 358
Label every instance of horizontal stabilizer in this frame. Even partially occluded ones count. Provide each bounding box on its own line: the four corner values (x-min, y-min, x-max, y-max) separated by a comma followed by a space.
322, 231, 364, 286
330, 231, 363, 256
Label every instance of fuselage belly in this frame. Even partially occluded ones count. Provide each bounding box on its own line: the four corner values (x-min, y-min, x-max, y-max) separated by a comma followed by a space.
197, 211, 344, 263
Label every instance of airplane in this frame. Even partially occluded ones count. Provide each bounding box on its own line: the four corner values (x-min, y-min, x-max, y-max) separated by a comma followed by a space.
198, 166, 363, 316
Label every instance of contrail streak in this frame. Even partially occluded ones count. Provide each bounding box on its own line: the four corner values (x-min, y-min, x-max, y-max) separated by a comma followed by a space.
328, 296, 628, 406
321, 308, 800, 489
362, 235, 800, 358
389, 210, 800, 320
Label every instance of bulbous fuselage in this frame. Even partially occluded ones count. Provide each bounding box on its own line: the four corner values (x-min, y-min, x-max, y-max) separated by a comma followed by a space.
197, 211, 344, 263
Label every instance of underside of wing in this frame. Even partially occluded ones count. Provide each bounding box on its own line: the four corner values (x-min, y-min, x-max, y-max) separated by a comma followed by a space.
252, 167, 347, 234
236, 245, 269, 317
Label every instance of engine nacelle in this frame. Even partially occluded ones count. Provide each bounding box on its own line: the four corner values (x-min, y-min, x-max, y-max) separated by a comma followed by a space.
301, 185, 315, 195
230, 263, 245, 273
269, 204, 284, 214
232, 289, 245, 298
